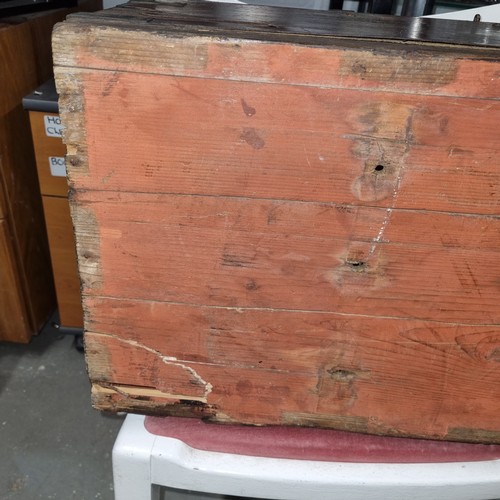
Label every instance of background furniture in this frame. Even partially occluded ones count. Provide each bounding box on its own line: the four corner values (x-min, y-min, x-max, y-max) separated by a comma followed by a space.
0, 0, 100, 343
0, 10, 60, 343
24, 80, 84, 333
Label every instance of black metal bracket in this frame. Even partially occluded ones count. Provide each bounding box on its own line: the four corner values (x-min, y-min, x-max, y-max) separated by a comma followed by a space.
52, 323, 84, 352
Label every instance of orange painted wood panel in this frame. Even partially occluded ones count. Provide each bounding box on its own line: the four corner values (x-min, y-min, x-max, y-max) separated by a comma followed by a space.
53, 3, 500, 441
72, 191, 499, 325
85, 296, 500, 380
86, 314, 500, 440
60, 71, 500, 215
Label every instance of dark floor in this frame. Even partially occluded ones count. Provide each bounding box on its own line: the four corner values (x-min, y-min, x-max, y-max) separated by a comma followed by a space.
0, 318, 124, 500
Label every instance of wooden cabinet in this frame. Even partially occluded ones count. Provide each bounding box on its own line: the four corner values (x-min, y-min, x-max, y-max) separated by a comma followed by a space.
0, 0, 101, 342
25, 82, 83, 329
0, 219, 31, 341
0, 16, 56, 343
54, 2, 500, 442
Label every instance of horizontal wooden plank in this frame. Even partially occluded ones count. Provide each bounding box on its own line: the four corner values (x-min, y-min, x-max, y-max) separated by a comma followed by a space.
74, 190, 500, 251
52, 15, 500, 98
61, 70, 500, 215
85, 297, 500, 374
72, 191, 500, 324
86, 312, 500, 441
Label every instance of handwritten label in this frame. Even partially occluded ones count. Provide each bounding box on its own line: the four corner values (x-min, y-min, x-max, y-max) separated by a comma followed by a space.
48, 157, 66, 177
44, 115, 63, 138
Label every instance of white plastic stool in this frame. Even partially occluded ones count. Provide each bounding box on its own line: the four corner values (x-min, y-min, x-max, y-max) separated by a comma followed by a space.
113, 414, 500, 500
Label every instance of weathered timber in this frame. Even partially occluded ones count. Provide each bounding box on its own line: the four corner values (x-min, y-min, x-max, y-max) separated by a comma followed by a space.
53, 0, 500, 442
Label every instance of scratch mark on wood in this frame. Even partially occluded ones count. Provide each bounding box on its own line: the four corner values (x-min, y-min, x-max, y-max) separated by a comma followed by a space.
368, 109, 414, 256
369, 207, 392, 256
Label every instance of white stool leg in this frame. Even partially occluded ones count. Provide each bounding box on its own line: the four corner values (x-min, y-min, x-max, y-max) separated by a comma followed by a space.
113, 414, 156, 500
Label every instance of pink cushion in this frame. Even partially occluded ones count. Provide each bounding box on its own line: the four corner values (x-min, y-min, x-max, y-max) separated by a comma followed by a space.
145, 416, 500, 464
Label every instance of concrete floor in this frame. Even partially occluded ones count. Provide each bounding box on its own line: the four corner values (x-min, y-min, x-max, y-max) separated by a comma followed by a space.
0, 319, 124, 500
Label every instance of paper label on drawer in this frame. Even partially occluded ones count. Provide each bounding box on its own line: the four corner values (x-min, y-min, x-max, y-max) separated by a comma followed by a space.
48, 157, 66, 177
44, 115, 63, 138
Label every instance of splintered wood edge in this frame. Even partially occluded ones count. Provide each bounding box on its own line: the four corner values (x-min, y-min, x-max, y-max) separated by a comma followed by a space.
51, 22, 500, 100
92, 383, 208, 403
53, 67, 88, 178
68, 204, 102, 293
91, 382, 233, 421
91, 384, 500, 444
53, 67, 102, 300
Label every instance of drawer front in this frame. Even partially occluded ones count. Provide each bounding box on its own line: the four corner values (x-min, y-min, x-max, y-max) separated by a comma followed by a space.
29, 111, 69, 197
42, 195, 83, 328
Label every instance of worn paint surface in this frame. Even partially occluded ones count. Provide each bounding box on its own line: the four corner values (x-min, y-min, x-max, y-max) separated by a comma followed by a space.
53, 4, 500, 443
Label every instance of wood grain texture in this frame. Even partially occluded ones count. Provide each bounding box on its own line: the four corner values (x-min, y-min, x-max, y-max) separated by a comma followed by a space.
59, 70, 500, 215
42, 196, 83, 328
85, 304, 500, 440
54, 2, 500, 441
72, 191, 499, 325
0, 220, 30, 342
52, 8, 500, 98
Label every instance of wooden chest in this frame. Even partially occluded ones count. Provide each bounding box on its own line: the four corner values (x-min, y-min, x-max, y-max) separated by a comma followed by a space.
53, 1, 500, 442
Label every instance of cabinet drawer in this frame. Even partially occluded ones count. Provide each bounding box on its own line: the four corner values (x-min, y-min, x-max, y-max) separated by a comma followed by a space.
29, 111, 69, 197
42, 196, 83, 328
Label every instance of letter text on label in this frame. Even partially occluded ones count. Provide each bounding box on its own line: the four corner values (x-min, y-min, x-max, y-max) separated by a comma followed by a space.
44, 115, 63, 138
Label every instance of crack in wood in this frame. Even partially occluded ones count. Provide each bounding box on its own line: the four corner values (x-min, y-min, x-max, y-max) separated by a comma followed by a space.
94, 333, 213, 400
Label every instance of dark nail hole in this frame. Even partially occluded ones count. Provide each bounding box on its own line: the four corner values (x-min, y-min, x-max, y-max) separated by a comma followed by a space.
374, 164, 385, 172
327, 368, 357, 381
346, 260, 366, 271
